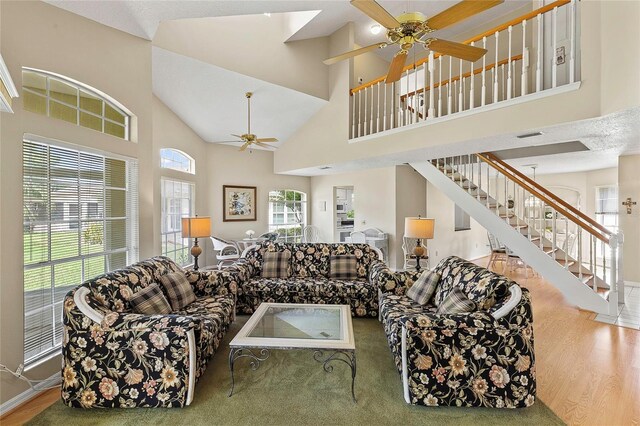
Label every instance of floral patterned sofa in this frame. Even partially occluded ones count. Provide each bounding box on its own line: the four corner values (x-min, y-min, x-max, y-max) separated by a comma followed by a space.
235, 242, 386, 317
61, 256, 243, 408
379, 256, 536, 408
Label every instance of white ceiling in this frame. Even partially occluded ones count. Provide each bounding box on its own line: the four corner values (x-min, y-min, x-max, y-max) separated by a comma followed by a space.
284, 107, 640, 176
152, 47, 327, 148
46, 1, 529, 62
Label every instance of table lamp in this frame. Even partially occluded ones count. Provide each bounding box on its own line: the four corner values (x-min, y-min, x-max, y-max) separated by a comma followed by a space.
181, 216, 211, 271
404, 216, 435, 271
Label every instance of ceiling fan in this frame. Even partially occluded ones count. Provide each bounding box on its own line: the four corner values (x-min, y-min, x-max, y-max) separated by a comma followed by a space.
213, 92, 278, 151
324, 0, 504, 84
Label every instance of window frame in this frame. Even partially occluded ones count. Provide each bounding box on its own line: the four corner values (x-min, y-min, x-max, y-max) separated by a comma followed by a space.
160, 177, 195, 266
268, 190, 307, 243
159, 148, 195, 175
22, 136, 138, 367
22, 68, 130, 141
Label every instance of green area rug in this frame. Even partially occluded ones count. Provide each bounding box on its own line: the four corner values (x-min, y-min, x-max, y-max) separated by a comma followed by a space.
30, 317, 563, 425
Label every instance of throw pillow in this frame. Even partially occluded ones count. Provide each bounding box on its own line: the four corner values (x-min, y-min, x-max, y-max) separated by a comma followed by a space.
329, 255, 358, 280
261, 251, 292, 278
436, 286, 477, 314
158, 272, 196, 310
128, 283, 172, 315
406, 269, 441, 305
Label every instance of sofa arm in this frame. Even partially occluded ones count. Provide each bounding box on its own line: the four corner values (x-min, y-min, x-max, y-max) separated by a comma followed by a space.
62, 313, 199, 408
185, 267, 242, 298
396, 310, 535, 408
369, 261, 422, 295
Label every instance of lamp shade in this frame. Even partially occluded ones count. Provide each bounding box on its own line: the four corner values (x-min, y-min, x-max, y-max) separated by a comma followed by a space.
181, 216, 211, 238
404, 217, 435, 239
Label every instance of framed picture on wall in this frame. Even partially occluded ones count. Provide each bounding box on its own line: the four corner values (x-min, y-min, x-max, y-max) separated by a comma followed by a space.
223, 185, 257, 222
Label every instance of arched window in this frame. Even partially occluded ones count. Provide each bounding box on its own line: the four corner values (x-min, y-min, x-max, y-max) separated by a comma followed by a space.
268, 190, 307, 243
160, 148, 195, 174
21, 68, 130, 140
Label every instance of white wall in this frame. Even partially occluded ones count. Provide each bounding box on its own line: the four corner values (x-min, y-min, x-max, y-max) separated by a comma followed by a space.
204, 144, 311, 265
619, 155, 640, 283
426, 181, 491, 267
0, 0, 153, 405
310, 166, 397, 266
395, 165, 426, 268
153, 13, 329, 100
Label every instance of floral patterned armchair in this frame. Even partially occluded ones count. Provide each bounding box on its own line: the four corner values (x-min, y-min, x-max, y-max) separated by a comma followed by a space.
235, 242, 385, 317
61, 256, 242, 408
379, 256, 536, 408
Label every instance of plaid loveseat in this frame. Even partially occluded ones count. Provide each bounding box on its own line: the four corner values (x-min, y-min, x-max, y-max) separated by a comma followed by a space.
61, 256, 243, 408
234, 242, 387, 317
379, 256, 536, 408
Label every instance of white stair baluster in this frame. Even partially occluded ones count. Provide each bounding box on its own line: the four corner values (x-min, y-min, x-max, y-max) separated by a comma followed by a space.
448, 58, 453, 115
429, 51, 435, 119
481, 37, 487, 106
438, 55, 443, 117
376, 81, 381, 133
507, 26, 513, 100
522, 20, 528, 95
470, 42, 476, 109
552, 6, 558, 88
536, 13, 543, 92
357, 91, 362, 137
351, 91, 356, 138
458, 59, 463, 112
413, 65, 418, 123
364, 86, 368, 135
494, 31, 500, 103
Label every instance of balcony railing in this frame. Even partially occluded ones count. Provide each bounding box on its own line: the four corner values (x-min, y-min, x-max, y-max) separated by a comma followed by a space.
350, 0, 579, 139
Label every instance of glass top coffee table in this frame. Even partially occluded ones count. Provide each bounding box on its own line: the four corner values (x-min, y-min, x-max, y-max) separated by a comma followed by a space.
228, 303, 357, 402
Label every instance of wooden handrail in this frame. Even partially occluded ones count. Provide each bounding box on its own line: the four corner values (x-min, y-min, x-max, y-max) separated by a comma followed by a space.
400, 54, 522, 101
477, 152, 612, 244
351, 0, 571, 95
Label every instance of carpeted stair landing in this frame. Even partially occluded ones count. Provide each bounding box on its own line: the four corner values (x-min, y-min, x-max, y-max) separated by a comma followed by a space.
29, 317, 563, 425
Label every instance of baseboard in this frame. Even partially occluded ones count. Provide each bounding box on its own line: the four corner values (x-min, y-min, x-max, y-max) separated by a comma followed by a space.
0, 372, 60, 417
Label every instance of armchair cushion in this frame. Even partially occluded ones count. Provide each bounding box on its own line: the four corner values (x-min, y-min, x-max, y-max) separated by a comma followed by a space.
406, 270, 440, 305
261, 251, 292, 278
128, 283, 172, 315
159, 272, 196, 311
329, 255, 358, 280
435, 286, 477, 314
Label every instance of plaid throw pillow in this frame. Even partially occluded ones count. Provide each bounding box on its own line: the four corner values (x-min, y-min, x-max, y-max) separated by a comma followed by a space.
329, 255, 358, 280
128, 284, 172, 315
406, 270, 441, 305
158, 272, 196, 310
261, 251, 291, 278
436, 286, 477, 314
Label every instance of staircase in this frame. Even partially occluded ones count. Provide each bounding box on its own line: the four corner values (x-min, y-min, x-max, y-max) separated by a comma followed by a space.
410, 153, 624, 315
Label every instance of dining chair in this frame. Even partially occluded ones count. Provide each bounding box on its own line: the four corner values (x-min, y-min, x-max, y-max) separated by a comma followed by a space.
210, 236, 241, 270
349, 231, 367, 244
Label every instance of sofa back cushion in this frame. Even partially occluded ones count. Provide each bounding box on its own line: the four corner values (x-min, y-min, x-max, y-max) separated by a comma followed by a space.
432, 256, 511, 310
158, 271, 197, 310
245, 242, 380, 279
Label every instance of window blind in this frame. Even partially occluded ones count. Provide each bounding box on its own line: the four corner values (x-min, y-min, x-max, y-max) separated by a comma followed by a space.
23, 139, 138, 366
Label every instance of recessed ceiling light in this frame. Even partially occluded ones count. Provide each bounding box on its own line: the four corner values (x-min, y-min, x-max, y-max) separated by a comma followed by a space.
263, 12, 271, 17
516, 132, 543, 139
370, 24, 382, 35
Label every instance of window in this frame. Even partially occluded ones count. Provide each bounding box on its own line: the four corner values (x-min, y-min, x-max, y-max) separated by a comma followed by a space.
161, 178, 195, 266
595, 186, 618, 231
23, 139, 138, 366
268, 190, 307, 243
22, 68, 130, 140
160, 149, 195, 174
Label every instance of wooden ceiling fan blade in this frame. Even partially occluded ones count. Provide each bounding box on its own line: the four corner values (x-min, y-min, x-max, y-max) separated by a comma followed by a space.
385, 51, 408, 84
351, 0, 401, 29
429, 39, 488, 62
256, 138, 278, 143
427, 0, 504, 30
324, 43, 387, 65
212, 140, 244, 144
256, 142, 276, 149
239, 141, 251, 152
231, 134, 245, 139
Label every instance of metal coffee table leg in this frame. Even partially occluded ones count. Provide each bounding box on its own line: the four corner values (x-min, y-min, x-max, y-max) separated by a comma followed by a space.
228, 348, 271, 397
313, 349, 357, 403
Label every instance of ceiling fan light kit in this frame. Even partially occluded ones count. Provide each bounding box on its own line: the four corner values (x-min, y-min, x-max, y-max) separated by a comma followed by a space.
326, 0, 503, 84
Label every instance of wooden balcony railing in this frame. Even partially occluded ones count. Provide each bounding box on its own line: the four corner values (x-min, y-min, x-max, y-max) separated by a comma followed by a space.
349, 0, 578, 139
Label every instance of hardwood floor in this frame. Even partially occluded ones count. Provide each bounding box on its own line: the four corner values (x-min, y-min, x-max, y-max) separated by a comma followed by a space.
2, 257, 639, 425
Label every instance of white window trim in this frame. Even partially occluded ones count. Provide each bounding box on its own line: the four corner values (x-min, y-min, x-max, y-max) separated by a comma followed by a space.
22, 67, 131, 141
268, 190, 307, 243
160, 148, 196, 175
160, 177, 195, 266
